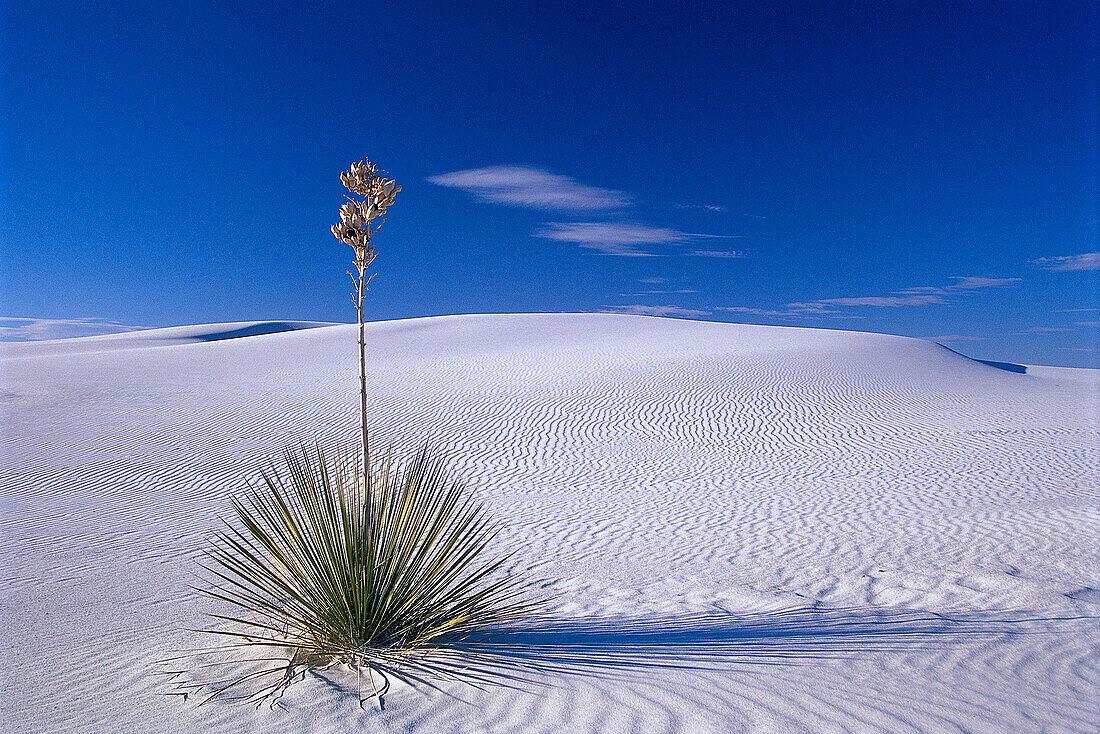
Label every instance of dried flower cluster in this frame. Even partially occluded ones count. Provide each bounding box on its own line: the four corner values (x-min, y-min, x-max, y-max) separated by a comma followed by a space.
332, 158, 401, 468
332, 159, 401, 268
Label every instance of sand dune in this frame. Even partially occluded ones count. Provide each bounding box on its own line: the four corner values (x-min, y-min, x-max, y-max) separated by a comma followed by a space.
2, 314, 1097, 733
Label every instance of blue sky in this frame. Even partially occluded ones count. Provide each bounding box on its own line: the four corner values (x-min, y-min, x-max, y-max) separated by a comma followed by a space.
2, 2, 1097, 366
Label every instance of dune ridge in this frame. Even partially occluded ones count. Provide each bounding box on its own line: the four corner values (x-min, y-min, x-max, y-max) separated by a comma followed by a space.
1, 314, 1097, 733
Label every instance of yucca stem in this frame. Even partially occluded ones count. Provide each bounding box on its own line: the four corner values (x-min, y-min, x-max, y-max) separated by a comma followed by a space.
355, 259, 369, 480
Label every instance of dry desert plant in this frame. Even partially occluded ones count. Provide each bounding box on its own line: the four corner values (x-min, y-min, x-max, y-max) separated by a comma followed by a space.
330, 158, 400, 468
166, 158, 541, 710
166, 444, 539, 708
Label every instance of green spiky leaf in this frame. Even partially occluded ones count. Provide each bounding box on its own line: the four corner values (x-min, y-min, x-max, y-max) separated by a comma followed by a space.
180, 442, 541, 706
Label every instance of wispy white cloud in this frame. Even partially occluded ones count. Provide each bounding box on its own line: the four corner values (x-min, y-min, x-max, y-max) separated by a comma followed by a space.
625, 289, 698, 295
895, 286, 946, 295
897, 277, 1020, 296
946, 276, 1021, 290
0, 317, 148, 342
1032, 251, 1100, 271
688, 250, 745, 258
1075, 320, 1100, 327
715, 305, 863, 319
793, 294, 947, 308
672, 203, 727, 212
926, 334, 988, 342
601, 304, 711, 318
792, 275, 1020, 311
1026, 326, 1071, 333
427, 166, 630, 211
429, 165, 748, 258
718, 274, 1018, 321
535, 222, 725, 256
639, 277, 666, 284
716, 306, 796, 317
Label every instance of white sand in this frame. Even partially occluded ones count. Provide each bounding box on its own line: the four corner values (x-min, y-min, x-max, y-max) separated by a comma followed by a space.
2, 314, 1097, 733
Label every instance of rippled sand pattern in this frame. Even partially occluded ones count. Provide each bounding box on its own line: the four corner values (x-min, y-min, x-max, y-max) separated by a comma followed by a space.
2, 314, 1097, 732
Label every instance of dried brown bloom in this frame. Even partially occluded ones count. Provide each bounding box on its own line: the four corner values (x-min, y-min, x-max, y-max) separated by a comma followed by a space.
340, 159, 381, 196
339, 202, 363, 228
334, 157, 400, 466
330, 221, 363, 249
333, 159, 402, 256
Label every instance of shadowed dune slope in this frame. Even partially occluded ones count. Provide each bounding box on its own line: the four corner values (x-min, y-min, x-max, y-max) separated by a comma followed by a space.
1, 314, 1097, 733
0, 320, 337, 358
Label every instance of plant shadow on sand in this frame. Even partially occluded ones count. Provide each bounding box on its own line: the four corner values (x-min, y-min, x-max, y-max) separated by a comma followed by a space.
290, 605, 1087, 706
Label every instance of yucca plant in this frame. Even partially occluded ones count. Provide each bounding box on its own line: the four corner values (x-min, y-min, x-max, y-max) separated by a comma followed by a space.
177, 443, 538, 707
167, 158, 542, 708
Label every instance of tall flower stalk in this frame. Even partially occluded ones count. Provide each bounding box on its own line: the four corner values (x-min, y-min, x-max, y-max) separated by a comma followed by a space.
164, 158, 542, 709
331, 159, 400, 472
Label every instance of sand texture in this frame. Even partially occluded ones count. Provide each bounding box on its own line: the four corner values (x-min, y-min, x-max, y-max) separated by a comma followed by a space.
2, 314, 1097, 732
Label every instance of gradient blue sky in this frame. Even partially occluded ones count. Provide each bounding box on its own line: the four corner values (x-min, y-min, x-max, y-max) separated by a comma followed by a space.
2, 2, 1097, 366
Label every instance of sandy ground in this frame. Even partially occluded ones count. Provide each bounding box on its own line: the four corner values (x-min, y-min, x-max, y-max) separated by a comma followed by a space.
2, 314, 1097, 733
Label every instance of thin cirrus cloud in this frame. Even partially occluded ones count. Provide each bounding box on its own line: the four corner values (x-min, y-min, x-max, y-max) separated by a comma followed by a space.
601, 304, 711, 318
717, 305, 863, 320
0, 317, 148, 342
800, 294, 947, 308
925, 334, 988, 342
896, 277, 1021, 296
534, 222, 731, 256
672, 203, 728, 212
428, 165, 738, 257
944, 276, 1021, 290
426, 166, 630, 211
720, 276, 1020, 319
791, 276, 1019, 312
688, 250, 745, 259
1032, 251, 1100, 271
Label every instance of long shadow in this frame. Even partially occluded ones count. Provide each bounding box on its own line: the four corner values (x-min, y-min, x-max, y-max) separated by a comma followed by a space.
170, 605, 1091, 708
428, 605, 1085, 688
